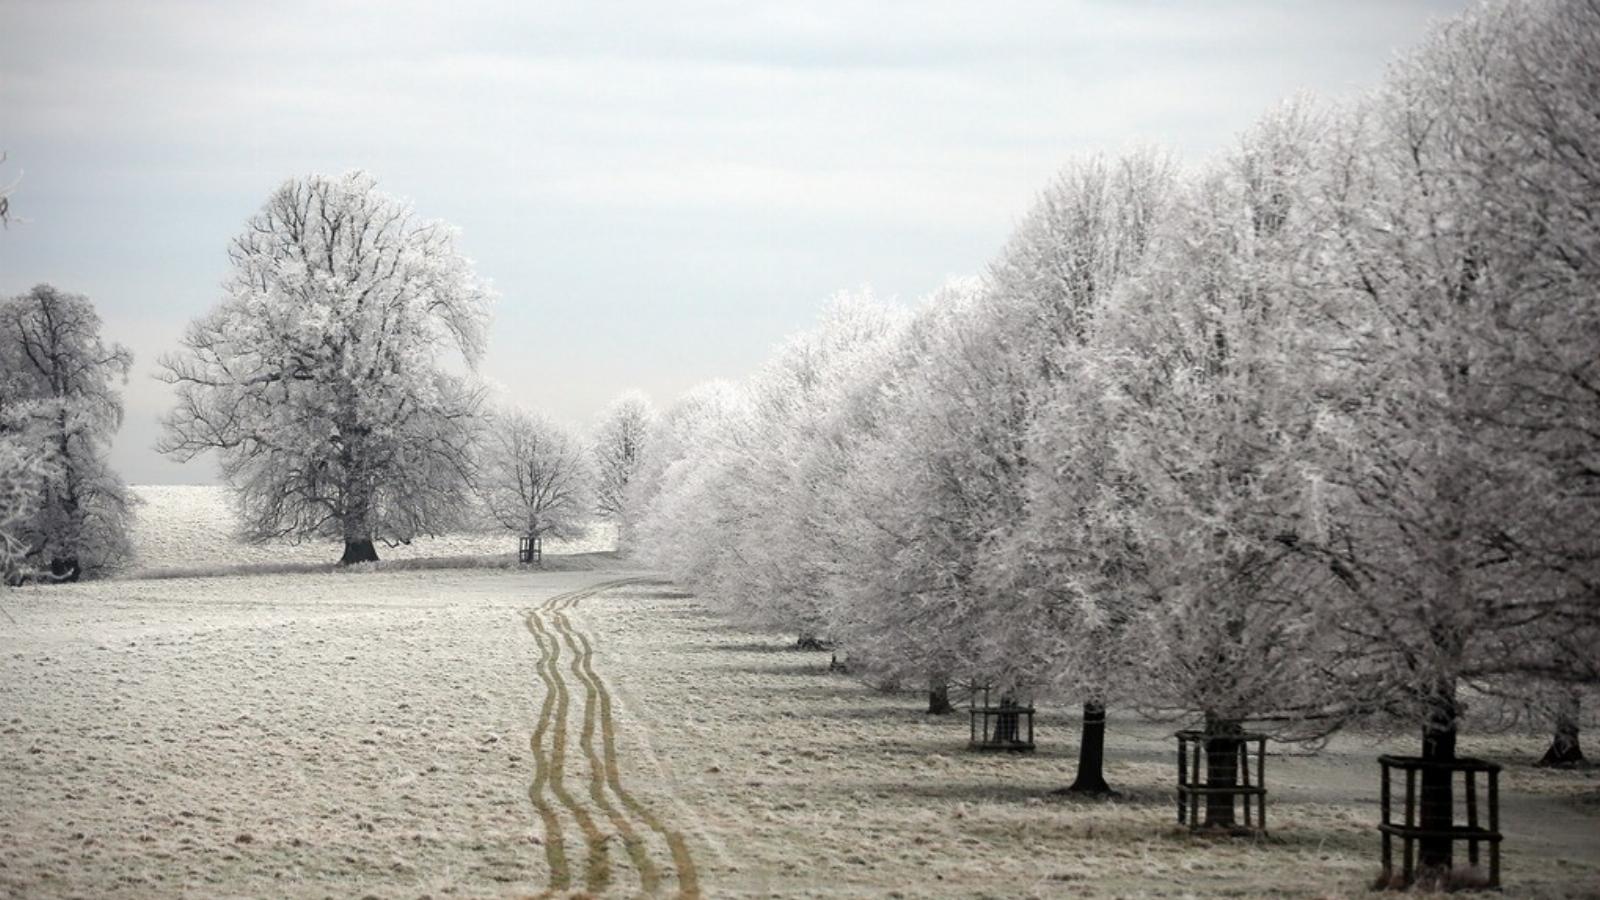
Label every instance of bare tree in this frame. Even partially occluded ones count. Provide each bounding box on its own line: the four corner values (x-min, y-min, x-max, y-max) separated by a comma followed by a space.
158, 172, 491, 564
0, 285, 135, 580
479, 408, 592, 556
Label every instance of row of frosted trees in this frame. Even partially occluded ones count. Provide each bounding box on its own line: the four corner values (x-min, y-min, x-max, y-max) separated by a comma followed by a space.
626, 0, 1599, 886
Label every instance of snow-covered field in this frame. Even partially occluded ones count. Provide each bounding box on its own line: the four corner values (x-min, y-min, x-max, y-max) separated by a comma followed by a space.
126, 485, 615, 573
0, 567, 655, 898
2, 568, 1596, 897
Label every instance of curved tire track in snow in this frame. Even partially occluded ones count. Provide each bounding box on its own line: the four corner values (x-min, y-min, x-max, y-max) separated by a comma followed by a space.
525, 578, 701, 898
524, 611, 572, 892
525, 607, 610, 893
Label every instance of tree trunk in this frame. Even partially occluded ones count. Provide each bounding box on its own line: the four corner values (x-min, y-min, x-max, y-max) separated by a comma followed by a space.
339, 469, 378, 566
49, 557, 80, 582
1064, 702, 1115, 795
1418, 688, 1458, 875
1203, 713, 1242, 829
927, 677, 953, 715
994, 697, 1021, 744
340, 539, 379, 565
1538, 688, 1585, 767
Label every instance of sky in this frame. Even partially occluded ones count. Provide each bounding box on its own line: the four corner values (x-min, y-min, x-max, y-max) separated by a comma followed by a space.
0, 0, 1469, 484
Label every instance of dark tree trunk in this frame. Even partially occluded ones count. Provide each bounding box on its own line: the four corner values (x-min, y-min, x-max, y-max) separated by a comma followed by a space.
1064, 702, 1115, 795
339, 470, 378, 566
1538, 689, 1584, 768
994, 697, 1021, 744
1418, 690, 1459, 875
340, 539, 379, 565
50, 557, 80, 582
1203, 714, 1242, 829
927, 677, 953, 715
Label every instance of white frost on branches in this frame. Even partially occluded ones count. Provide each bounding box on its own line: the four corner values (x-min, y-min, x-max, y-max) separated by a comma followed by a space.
0, 285, 135, 581
478, 407, 593, 547
158, 172, 492, 562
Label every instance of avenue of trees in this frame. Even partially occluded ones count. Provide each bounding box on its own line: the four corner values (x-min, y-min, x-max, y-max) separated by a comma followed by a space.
630, 0, 1600, 882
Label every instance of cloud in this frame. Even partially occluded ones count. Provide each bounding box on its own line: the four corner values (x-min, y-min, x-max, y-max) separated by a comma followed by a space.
0, 0, 1467, 482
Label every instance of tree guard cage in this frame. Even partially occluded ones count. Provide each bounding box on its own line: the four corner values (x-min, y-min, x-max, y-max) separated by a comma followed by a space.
1176, 729, 1268, 834
1377, 755, 1502, 889
518, 534, 542, 565
968, 685, 1035, 752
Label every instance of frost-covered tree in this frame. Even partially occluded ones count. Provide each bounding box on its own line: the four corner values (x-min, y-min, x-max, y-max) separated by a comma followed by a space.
728, 293, 905, 646
1292, 0, 1600, 877
0, 285, 135, 580
0, 438, 49, 584
815, 283, 1003, 699
592, 390, 654, 551
478, 408, 592, 555
634, 380, 754, 595
979, 150, 1179, 793
1068, 105, 1340, 822
635, 294, 904, 649
158, 172, 491, 564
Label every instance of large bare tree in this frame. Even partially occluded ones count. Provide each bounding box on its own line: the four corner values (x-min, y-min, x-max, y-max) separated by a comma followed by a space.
159, 172, 491, 564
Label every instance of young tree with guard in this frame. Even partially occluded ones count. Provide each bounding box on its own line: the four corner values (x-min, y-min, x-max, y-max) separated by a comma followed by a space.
479, 408, 593, 558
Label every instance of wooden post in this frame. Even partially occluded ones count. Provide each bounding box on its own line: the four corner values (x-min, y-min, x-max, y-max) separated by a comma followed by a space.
1381, 761, 1393, 880
1488, 768, 1500, 887
1240, 742, 1252, 826
1403, 767, 1417, 884
1256, 738, 1266, 833
1465, 769, 1479, 867
1190, 740, 1202, 826
1178, 737, 1189, 824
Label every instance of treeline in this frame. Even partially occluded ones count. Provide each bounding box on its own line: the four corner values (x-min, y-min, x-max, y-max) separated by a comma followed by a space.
622, 0, 1599, 880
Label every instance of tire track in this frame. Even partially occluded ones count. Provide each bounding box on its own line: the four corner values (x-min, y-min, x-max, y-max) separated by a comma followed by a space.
525, 578, 700, 898
558, 620, 660, 895
524, 613, 570, 892
525, 607, 610, 894
568, 623, 702, 899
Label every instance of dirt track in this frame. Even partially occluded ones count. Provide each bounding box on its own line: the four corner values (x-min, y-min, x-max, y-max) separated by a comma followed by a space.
524, 580, 700, 898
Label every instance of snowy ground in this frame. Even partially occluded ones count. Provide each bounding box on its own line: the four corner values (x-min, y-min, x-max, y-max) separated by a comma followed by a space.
125, 485, 616, 574
0, 566, 658, 898
2, 569, 1596, 898
583, 585, 1600, 899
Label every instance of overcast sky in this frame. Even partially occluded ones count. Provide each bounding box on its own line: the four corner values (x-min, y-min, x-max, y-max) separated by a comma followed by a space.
1, 0, 1468, 484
